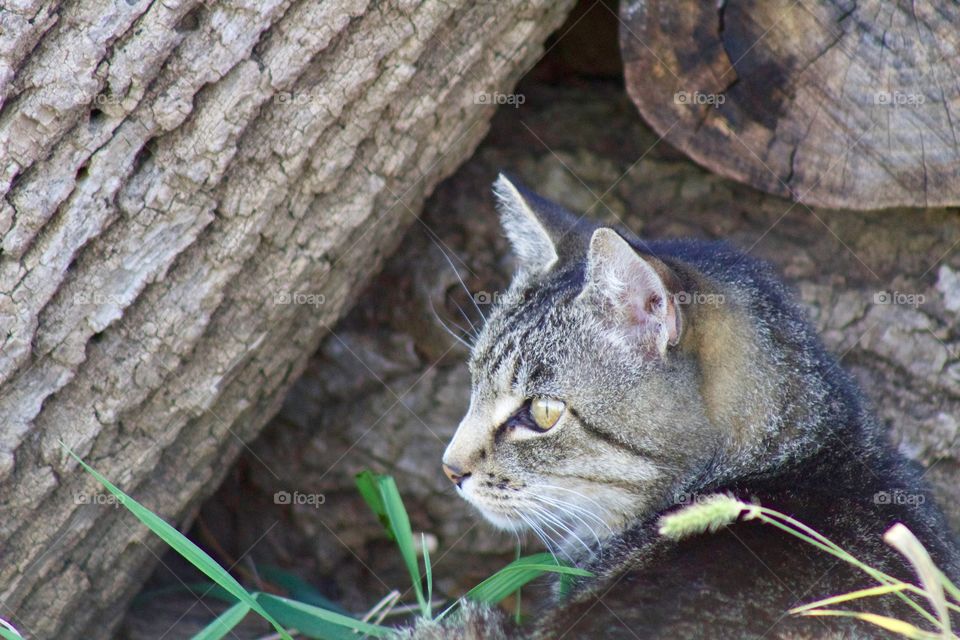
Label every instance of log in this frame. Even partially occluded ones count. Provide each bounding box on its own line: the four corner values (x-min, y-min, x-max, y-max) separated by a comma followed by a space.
0, 0, 575, 637
619, 0, 960, 210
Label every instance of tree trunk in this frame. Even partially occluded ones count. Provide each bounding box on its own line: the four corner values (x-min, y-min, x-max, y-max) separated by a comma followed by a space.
0, 1, 575, 638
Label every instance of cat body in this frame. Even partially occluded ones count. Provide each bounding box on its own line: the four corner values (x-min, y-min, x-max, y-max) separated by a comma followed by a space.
434, 175, 959, 639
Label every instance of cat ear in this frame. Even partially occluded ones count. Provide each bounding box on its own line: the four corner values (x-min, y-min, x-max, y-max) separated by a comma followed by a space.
493, 173, 578, 278
581, 228, 681, 356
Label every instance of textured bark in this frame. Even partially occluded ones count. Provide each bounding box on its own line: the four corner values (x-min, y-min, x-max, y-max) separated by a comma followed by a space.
169, 81, 960, 633
0, 1, 575, 638
619, 0, 960, 210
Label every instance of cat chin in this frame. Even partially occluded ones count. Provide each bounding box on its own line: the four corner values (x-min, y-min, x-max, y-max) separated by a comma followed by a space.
479, 510, 526, 532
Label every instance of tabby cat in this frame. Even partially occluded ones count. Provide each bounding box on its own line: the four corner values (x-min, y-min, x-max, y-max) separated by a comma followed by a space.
411, 174, 959, 639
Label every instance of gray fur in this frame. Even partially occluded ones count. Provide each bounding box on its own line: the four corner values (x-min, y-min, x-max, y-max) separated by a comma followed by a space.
396, 602, 511, 640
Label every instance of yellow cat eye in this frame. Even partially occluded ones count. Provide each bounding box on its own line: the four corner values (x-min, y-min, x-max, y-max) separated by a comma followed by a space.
530, 397, 565, 430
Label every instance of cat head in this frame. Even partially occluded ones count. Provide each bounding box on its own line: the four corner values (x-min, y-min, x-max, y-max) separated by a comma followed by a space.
442, 175, 727, 555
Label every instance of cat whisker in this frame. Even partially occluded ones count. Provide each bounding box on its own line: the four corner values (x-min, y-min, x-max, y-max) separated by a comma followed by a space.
425, 229, 486, 328
428, 297, 473, 349
530, 519, 576, 566
525, 503, 590, 562
533, 492, 614, 536
516, 510, 560, 566
533, 492, 609, 524
536, 484, 616, 529
450, 295, 480, 339
530, 486, 614, 560
530, 495, 603, 552
535, 484, 611, 509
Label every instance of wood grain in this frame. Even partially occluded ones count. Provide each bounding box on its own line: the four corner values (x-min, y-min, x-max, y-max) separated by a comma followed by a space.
619, 0, 960, 209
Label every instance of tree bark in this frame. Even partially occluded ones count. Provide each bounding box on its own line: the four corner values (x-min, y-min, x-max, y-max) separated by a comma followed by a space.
177, 81, 960, 632
0, 1, 575, 638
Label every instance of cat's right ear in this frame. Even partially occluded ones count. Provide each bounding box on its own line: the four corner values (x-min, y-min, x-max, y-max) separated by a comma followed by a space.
580, 228, 681, 357
493, 173, 569, 279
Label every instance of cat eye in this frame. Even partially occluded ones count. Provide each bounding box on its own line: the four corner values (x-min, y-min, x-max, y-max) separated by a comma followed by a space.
530, 397, 565, 431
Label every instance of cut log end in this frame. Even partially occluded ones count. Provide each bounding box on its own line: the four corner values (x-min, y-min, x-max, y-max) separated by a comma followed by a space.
620, 0, 960, 210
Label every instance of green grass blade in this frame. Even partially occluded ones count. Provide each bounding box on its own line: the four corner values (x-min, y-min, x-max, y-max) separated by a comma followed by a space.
358, 471, 433, 617
789, 583, 912, 614
941, 570, 960, 603
513, 542, 522, 625
134, 581, 233, 606
355, 470, 395, 542
258, 565, 348, 613
438, 553, 592, 620
257, 593, 394, 639
376, 475, 427, 616
62, 442, 292, 640
191, 602, 250, 640
514, 584, 522, 625
558, 572, 574, 600
884, 523, 952, 636
0, 618, 22, 640
800, 609, 943, 639
464, 561, 591, 603
422, 533, 433, 619
754, 508, 941, 628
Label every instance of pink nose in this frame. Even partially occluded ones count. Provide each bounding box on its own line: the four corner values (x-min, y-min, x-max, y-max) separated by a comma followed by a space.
442, 463, 469, 486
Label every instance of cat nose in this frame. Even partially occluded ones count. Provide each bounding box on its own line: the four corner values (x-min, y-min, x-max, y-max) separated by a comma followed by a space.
442, 463, 470, 487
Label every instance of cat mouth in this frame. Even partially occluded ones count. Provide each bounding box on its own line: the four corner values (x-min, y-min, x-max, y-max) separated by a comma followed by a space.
458, 481, 526, 531
466, 490, 607, 559
461, 478, 626, 557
